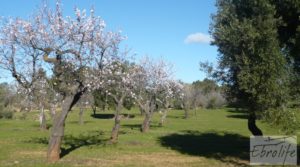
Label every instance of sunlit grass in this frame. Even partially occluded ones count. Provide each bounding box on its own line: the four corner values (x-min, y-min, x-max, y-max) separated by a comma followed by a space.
0, 107, 298, 166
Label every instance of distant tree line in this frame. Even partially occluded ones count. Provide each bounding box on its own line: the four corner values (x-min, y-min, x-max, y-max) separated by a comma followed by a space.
173, 79, 226, 118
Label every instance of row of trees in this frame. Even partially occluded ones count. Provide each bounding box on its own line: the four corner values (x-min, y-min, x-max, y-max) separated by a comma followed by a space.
179, 79, 226, 118
205, 0, 300, 135
0, 83, 16, 119
0, 2, 183, 162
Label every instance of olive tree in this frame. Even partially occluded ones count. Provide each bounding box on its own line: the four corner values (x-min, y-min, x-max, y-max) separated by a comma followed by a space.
209, 0, 296, 135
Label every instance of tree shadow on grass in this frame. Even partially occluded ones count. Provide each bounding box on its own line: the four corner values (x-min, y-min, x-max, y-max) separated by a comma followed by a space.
27, 130, 107, 158
298, 146, 300, 165
91, 113, 135, 119
122, 124, 160, 130
227, 114, 248, 119
159, 130, 249, 166
226, 108, 247, 114
91, 113, 114, 119
167, 115, 184, 119
122, 114, 136, 119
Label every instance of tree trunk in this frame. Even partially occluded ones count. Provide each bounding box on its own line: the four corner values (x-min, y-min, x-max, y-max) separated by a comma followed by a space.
50, 103, 56, 119
79, 104, 84, 125
110, 115, 121, 143
47, 119, 64, 162
141, 112, 151, 132
40, 103, 47, 130
181, 102, 189, 119
141, 97, 156, 132
47, 94, 81, 163
139, 105, 145, 116
248, 113, 263, 136
159, 109, 168, 126
92, 105, 96, 116
159, 101, 169, 126
194, 108, 197, 116
103, 93, 108, 112
110, 101, 122, 143
184, 109, 189, 119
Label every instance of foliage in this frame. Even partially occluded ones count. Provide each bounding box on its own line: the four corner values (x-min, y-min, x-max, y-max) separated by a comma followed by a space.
272, 0, 300, 101
206, 92, 226, 109
209, 0, 297, 133
192, 78, 219, 95
178, 79, 226, 110
0, 83, 15, 119
263, 108, 298, 134
123, 96, 134, 110
211, 0, 288, 110
0, 108, 14, 119
92, 90, 114, 110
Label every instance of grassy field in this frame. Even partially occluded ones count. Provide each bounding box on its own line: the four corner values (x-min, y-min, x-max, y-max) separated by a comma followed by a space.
0, 108, 299, 167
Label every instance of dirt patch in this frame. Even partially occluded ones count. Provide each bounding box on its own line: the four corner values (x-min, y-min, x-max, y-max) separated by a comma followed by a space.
0, 140, 11, 144
66, 152, 248, 167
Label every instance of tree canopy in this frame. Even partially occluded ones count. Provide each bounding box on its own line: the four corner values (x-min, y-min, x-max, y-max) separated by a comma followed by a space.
210, 0, 299, 135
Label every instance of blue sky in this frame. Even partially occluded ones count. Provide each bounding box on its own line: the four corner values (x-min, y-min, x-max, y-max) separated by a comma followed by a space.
0, 0, 218, 83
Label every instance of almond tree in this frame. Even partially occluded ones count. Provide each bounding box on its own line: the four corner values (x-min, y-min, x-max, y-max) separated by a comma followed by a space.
181, 84, 195, 119
77, 93, 90, 125
0, 2, 123, 162
95, 60, 137, 143
158, 80, 183, 126
32, 69, 49, 129
133, 57, 175, 132
0, 16, 49, 129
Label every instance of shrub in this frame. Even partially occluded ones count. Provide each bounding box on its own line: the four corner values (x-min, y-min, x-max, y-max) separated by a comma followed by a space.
19, 112, 27, 120
263, 108, 298, 134
206, 92, 226, 109
0, 109, 14, 119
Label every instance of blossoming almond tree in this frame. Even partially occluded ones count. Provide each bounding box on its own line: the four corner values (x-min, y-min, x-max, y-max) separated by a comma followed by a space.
0, 16, 50, 130
32, 69, 49, 129
99, 60, 138, 143
133, 57, 176, 132
0, 2, 124, 162
158, 80, 183, 126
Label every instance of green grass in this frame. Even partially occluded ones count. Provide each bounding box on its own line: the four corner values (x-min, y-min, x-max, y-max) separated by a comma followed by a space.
0, 107, 299, 167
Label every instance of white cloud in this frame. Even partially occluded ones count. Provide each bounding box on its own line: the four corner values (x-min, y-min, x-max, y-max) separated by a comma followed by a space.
184, 32, 213, 44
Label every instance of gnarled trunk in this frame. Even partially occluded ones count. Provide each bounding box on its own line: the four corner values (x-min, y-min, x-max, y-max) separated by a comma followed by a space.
47, 119, 64, 162
141, 97, 156, 133
159, 109, 168, 126
159, 101, 169, 126
47, 93, 81, 162
181, 102, 189, 119
248, 113, 263, 136
110, 115, 121, 143
139, 105, 145, 116
40, 103, 47, 130
50, 103, 56, 119
184, 109, 189, 119
92, 105, 97, 116
79, 105, 84, 125
141, 112, 151, 132
110, 101, 122, 143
